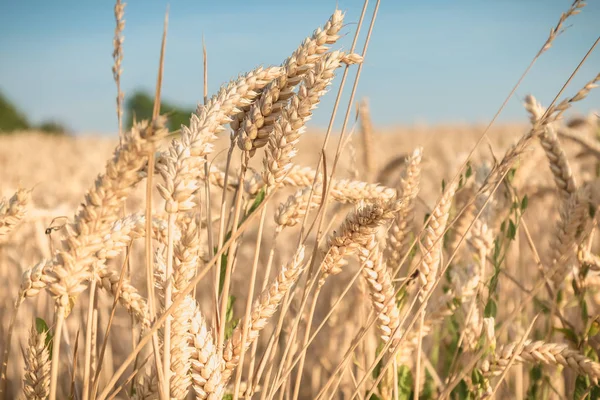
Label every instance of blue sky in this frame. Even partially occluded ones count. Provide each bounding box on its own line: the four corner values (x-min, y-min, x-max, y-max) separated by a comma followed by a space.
1, 0, 598, 135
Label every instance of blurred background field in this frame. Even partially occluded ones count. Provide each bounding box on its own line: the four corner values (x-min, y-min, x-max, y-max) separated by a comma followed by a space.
2, 1, 600, 399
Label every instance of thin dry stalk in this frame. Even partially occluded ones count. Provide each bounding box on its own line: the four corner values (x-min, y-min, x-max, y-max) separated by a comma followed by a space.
268, 6, 371, 395
90, 247, 134, 399
232, 207, 269, 399
112, 0, 125, 142
48, 306, 66, 400
358, 98, 375, 180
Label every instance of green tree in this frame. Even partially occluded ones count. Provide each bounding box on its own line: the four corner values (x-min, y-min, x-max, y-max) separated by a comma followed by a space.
38, 120, 68, 135
0, 90, 30, 132
125, 90, 193, 132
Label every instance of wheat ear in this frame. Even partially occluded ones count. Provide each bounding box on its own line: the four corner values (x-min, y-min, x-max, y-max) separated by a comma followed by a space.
549, 181, 596, 286
525, 94, 576, 201
418, 180, 458, 300
275, 178, 396, 230
263, 51, 362, 186
23, 323, 51, 400
482, 340, 600, 384
385, 148, 423, 271
0, 187, 31, 240
235, 10, 345, 156
168, 219, 201, 399
358, 237, 401, 346
319, 199, 404, 286
222, 247, 305, 384
189, 307, 225, 400
44, 119, 164, 307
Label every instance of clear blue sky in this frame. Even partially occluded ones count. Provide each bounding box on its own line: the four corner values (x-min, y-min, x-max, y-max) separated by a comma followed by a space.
1, 0, 598, 134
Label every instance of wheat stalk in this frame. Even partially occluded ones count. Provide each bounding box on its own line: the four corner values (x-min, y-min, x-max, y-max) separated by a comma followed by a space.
358, 98, 375, 180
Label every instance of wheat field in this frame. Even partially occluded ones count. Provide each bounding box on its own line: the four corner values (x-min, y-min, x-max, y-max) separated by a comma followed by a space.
1, 1, 600, 399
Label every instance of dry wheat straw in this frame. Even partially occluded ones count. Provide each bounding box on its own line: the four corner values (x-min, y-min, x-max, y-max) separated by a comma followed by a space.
112, 0, 125, 141
358, 98, 375, 179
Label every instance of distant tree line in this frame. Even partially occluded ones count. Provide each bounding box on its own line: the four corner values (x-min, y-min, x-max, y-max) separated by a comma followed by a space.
0, 89, 193, 135
0, 91, 68, 134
